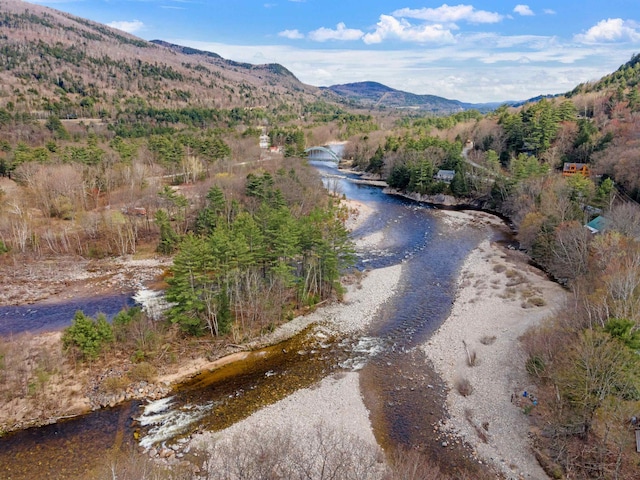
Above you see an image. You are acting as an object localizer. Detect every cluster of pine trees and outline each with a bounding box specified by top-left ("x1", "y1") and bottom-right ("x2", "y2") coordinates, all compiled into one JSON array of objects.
[{"x1": 162, "y1": 173, "x2": 354, "y2": 339}]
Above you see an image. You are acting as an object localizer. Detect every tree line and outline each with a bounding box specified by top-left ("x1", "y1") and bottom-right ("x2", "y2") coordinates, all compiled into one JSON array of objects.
[
  {"x1": 334, "y1": 56, "x2": 640, "y2": 479},
  {"x1": 161, "y1": 172, "x2": 354, "y2": 339}
]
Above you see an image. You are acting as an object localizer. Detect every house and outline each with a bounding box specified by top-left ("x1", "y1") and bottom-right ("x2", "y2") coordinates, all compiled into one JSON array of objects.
[
  {"x1": 434, "y1": 169, "x2": 455, "y2": 183},
  {"x1": 259, "y1": 134, "x2": 270, "y2": 149},
  {"x1": 585, "y1": 215, "x2": 609, "y2": 234},
  {"x1": 563, "y1": 162, "x2": 591, "y2": 177},
  {"x1": 584, "y1": 205, "x2": 602, "y2": 217},
  {"x1": 122, "y1": 206, "x2": 147, "y2": 216}
]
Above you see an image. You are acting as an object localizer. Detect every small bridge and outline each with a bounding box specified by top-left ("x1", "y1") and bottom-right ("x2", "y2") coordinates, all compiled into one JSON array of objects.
[{"x1": 305, "y1": 146, "x2": 341, "y2": 163}]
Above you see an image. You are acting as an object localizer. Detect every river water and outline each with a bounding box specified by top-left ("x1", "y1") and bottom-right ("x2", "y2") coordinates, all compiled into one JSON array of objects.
[
  {"x1": 0, "y1": 293, "x2": 135, "y2": 336},
  {"x1": 0, "y1": 158, "x2": 508, "y2": 478}
]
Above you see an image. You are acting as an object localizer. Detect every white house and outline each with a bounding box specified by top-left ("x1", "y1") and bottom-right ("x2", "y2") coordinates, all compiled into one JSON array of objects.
[{"x1": 434, "y1": 169, "x2": 455, "y2": 183}]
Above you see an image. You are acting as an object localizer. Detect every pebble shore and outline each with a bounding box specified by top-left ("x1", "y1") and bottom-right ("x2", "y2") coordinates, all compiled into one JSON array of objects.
[
  {"x1": 424, "y1": 233, "x2": 566, "y2": 479},
  {"x1": 180, "y1": 206, "x2": 566, "y2": 479}
]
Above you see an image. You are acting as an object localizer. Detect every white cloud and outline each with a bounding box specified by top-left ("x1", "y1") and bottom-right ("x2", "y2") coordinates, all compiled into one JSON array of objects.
[
  {"x1": 464, "y1": 32, "x2": 557, "y2": 50},
  {"x1": 478, "y1": 48, "x2": 585, "y2": 65},
  {"x1": 513, "y1": 5, "x2": 534, "y2": 16},
  {"x1": 107, "y1": 20, "x2": 144, "y2": 34},
  {"x1": 543, "y1": 9, "x2": 556, "y2": 15},
  {"x1": 363, "y1": 15, "x2": 455, "y2": 44},
  {"x1": 575, "y1": 18, "x2": 640, "y2": 43},
  {"x1": 279, "y1": 29, "x2": 304, "y2": 40},
  {"x1": 172, "y1": 35, "x2": 636, "y2": 103},
  {"x1": 393, "y1": 4, "x2": 503, "y2": 24},
  {"x1": 308, "y1": 22, "x2": 363, "y2": 42}
]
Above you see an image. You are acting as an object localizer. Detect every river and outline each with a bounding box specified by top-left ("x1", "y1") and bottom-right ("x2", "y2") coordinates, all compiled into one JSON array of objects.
[
  {"x1": 0, "y1": 157, "x2": 509, "y2": 478},
  {"x1": 0, "y1": 293, "x2": 135, "y2": 336}
]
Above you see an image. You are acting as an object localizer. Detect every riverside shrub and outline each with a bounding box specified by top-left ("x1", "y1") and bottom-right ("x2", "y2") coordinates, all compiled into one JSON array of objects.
[{"x1": 62, "y1": 310, "x2": 114, "y2": 360}]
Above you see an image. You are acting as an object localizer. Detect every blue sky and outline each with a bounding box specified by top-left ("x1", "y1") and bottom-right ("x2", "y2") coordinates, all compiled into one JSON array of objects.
[{"x1": 25, "y1": 1, "x2": 640, "y2": 103}]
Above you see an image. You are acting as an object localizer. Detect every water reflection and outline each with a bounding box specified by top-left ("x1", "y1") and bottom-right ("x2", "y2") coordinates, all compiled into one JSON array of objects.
[
  {"x1": 0, "y1": 402, "x2": 140, "y2": 480},
  {"x1": 0, "y1": 160, "x2": 509, "y2": 477},
  {"x1": 0, "y1": 293, "x2": 135, "y2": 336}
]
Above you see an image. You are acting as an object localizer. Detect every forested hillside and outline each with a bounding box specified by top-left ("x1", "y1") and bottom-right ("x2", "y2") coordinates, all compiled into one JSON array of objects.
[
  {"x1": 0, "y1": 0, "x2": 372, "y2": 352},
  {"x1": 346, "y1": 53, "x2": 640, "y2": 478},
  {"x1": 0, "y1": 0, "x2": 367, "y2": 450},
  {"x1": 0, "y1": 0, "x2": 380, "y2": 264},
  {"x1": 0, "y1": 0, "x2": 323, "y2": 115}
]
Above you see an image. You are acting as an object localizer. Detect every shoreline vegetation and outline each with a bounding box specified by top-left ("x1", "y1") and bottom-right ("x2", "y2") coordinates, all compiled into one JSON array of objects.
[
  {"x1": 0, "y1": 193, "x2": 566, "y2": 478},
  {"x1": 0, "y1": 7, "x2": 636, "y2": 475},
  {"x1": 0, "y1": 193, "x2": 388, "y2": 434},
  {"x1": 185, "y1": 205, "x2": 566, "y2": 478}
]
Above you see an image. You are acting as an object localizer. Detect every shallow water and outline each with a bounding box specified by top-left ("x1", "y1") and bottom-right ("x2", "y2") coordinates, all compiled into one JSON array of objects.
[
  {"x1": 0, "y1": 293, "x2": 135, "y2": 336},
  {"x1": 0, "y1": 402, "x2": 141, "y2": 479},
  {"x1": 0, "y1": 161, "x2": 510, "y2": 477}
]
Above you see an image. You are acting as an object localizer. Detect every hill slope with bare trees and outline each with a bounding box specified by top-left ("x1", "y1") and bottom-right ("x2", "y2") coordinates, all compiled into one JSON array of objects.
[{"x1": 0, "y1": 0, "x2": 330, "y2": 117}]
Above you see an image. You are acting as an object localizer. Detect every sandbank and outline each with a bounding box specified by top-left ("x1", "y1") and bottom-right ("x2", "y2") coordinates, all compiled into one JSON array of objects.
[{"x1": 184, "y1": 207, "x2": 566, "y2": 479}]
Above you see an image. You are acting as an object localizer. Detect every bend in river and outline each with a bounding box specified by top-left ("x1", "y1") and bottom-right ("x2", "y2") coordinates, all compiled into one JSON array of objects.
[{"x1": 0, "y1": 160, "x2": 511, "y2": 478}]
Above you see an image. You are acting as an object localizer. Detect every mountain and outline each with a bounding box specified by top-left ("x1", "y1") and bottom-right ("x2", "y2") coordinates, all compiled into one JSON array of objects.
[
  {"x1": 0, "y1": 0, "x2": 498, "y2": 118},
  {"x1": 0, "y1": 0, "x2": 325, "y2": 116},
  {"x1": 323, "y1": 81, "x2": 465, "y2": 113},
  {"x1": 3, "y1": 0, "x2": 636, "y2": 123},
  {"x1": 149, "y1": 40, "x2": 299, "y2": 80},
  {"x1": 323, "y1": 81, "x2": 504, "y2": 113},
  {"x1": 568, "y1": 53, "x2": 640, "y2": 98}
]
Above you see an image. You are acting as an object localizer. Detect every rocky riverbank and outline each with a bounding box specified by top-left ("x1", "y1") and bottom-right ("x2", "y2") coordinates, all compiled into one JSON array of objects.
[
  {"x1": 0, "y1": 196, "x2": 394, "y2": 435},
  {"x1": 1, "y1": 196, "x2": 566, "y2": 479},
  {"x1": 424, "y1": 218, "x2": 566, "y2": 479},
  {"x1": 182, "y1": 208, "x2": 566, "y2": 478},
  {"x1": 0, "y1": 255, "x2": 166, "y2": 306},
  {"x1": 0, "y1": 254, "x2": 168, "y2": 432}
]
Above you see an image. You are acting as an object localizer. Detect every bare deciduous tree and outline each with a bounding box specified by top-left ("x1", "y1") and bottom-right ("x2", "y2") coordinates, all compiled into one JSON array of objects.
[
  {"x1": 550, "y1": 221, "x2": 591, "y2": 282},
  {"x1": 608, "y1": 202, "x2": 640, "y2": 239},
  {"x1": 201, "y1": 423, "x2": 385, "y2": 480}
]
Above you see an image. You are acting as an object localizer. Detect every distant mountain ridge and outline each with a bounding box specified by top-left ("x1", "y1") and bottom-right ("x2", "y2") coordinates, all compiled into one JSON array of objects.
[
  {"x1": 323, "y1": 81, "x2": 505, "y2": 113},
  {"x1": 0, "y1": 0, "x2": 323, "y2": 114},
  {"x1": 2, "y1": 0, "x2": 633, "y2": 118},
  {"x1": 149, "y1": 40, "x2": 299, "y2": 79}
]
